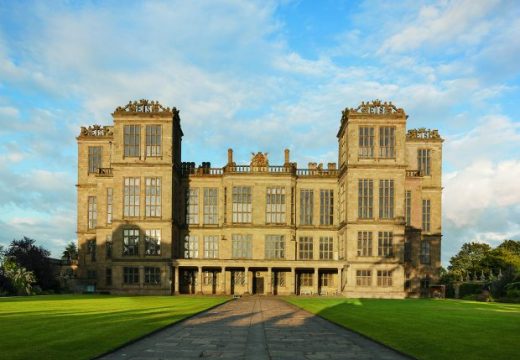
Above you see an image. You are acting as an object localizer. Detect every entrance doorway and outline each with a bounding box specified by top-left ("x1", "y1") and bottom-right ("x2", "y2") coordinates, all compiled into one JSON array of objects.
[
  {"x1": 180, "y1": 269, "x2": 197, "y2": 294},
  {"x1": 253, "y1": 274, "x2": 264, "y2": 294}
]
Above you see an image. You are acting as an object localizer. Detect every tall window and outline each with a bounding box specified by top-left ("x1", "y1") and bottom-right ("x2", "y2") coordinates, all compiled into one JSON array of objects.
[
  {"x1": 377, "y1": 270, "x2": 392, "y2": 287},
  {"x1": 418, "y1": 149, "x2": 431, "y2": 176},
  {"x1": 357, "y1": 231, "x2": 372, "y2": 257},
  {"x1": 319, "y1": 237, "x2": 333, "y2": 260},
  {"x1": 186, "y1": 188, "x2": 199, "y2": 224},
  {"x1": 266, "y1": 187, "x2": 286, "y2": 224},
  {"x1": 420, "y1": 240, "x2": 431, "y2": 264},
  {"x1": 88, "y1": 196, "x2": 97, "y2": 229},
  {"x1": 359, "y1": 126, "x2": 374, "y2": 158},
  {"x1": 105, "y1": 268, "x2": 112, "y2": 286},
  {"x1": 124, "y1": 177, "x2": 140, "y2": 217},
  {"x1": 358, "y1": 179, "x2": 373, "y2": 219},
  {"x1": 105, "y1": 235, "x2": 112, "y2": 259},
  {"x1": 144, "y1": 267, "x2": 161, "y2": 285},
  {"x1": 203, "y1": 188, "x2": 218, "y2": 224},
  {"x1": 145, "y1": 125, "x2": 161, "y2": 157},
  {"x1": 300, "y1": 189, "x2": 313, "y2": 225},
  {"x1": 265, "y1": 235, "x2": 285, "y2": 259},
  {"x1": 203, "y1": 271, "x2": 217, "y2": 286},
  {"x1": 123, "y1": 267, "x2": 139, "y2": 284},
  {"x1": 232, "y1": 187, "x2": 252, "y2": 223},
  {"x1": 203, "y1": 235, "x2": 219, "y2": 258},
  {"x1": 87, "y1": 239, "x2": 96, "y2": 262},
  {"x1": 405, "y1": 190, "x2": 411, "y2": 226},
  {"x1": 320, "y1": 189, "x2": 334, "y2": 225},
  {"x1": 232, "y1": 234, "x2": 252, "y2": 258},
  {"x1": 123, "y1": 229, "x2": 139, "y2": 256},
  {"x1": 145, "y1": 178, "x2": 161, "y2": 217},
  {"x1": 124, "y1": 125, "x2": 140, "y2": 157},
  {"x1": 184, "y1": 235, "x2": 199, "y2": 258},
  {"x1": 106, "y1": 188, "x2": 113, "y2": 224},
  {"x1": 379, "y1": 127, "x2": 395, "y2": 158},
  {"x1": 422, "y1": 199, "x2": 431, "y2": 232},
  {"x1": 339, "y1": 183, "x2": 345, "y2": 222},
  {"x1": 379, "y1": 180, "x2": 394, "y2": 219},
  {"x1": 88, "y1": 146, "x2": 102, "y2": 173},
  {"x1": 298, "y1": 237, "x2": 313, "y2": 260},
  {"x1": 356, "y1": 270, "x2": 371, "y2": 286},
  {"x1": 378, "y1": 231, "x2": 393, "y2": 257},
  {"x1": 145, "y1": 229, "x2": 161, "y2": 255}
]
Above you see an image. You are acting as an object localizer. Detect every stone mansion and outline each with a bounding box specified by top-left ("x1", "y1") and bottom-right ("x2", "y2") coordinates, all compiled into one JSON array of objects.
[{"x1": 76, "y1": 99, "x2": 442, "y2": 298}]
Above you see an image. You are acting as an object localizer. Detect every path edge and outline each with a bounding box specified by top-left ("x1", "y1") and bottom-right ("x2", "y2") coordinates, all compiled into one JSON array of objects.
[
  {"x1": 280, "y1": 297, "x2": 417, "y2": 360},
  {"x1": 91, "y1": 296, "x2": 233, "y2": 360}
]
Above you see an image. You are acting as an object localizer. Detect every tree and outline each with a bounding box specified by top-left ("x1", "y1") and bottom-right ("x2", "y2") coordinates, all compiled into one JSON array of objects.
[
  {"x1": 483, "y1": 240, "x2": 520, "y2": 275},
  {"x1": 61, "y1": 242, "x2": 78, "y2": 261},
  {"x1": 3, "y1": 259, "x2": 35, "y2": 295},
  {"x1": 448, "y1": 242, "x2": 492, "y2": 277},
  {"x1": 5, "y1": 237, "x2": 57, "y2": 291}
]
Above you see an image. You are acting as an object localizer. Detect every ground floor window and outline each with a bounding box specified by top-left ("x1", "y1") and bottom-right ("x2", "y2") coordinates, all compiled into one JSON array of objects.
[
  {"x1": 123, "y1": 267, "x2": 139, "y2": 284},
  {"x1": 144, "y1": 267, "x2": 161, "y2": 285},
  {"x1": 300, "y1": 272, "x2": 313, "y2": 287},
  {"x1": 203, "y1": 271, "x2": 218, "y2": 286},
  {"x1": 356, "y1": 270, "x2": 372, "y2": 286},
  {"x1": 271, "y1": 271, "x2": 286, "y2": 287},
  {"x1": 105, "y1": 268, "x2": 112, "y2": 286},
  {"x1": 320, "y1": 272, "x2": 334, "y2": 287},
  {"x1": 232, "y1": 271, "x2": 245, "y2": 286},
  {"x1": 377, "y1": 270, "x2": 392, "y2": 287},
  {"x1": 87, "y1": 269, "x2": 97, "y2": 280}
]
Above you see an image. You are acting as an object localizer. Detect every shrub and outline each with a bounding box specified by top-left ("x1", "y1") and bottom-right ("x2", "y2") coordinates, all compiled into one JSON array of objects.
[{"x1": 459, "y1": 283, "x2": 483, "y2": 298}]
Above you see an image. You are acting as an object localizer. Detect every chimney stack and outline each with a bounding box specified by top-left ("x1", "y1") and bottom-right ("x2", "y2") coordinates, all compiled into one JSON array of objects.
[
  {"x1": 227, "y1": 148, "x2": 233, "y2": 165},
  {"x1": 284, "y1": 149, "x2": 290, "y2": 165}
]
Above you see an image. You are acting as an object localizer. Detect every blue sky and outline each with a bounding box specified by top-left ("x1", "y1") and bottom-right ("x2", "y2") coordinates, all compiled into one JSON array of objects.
[{"x1": 1, "y1": 0, "x2": 519, "y2": 264}]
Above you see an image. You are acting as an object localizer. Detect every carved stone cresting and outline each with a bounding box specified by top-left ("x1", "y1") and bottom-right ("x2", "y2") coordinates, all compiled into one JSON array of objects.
[
  {"x1": 250, "y1": 152, "x2": 269, "y2": 167},
  {"x1": 113, "y1": 99, "x2": 174, "y2": 115},
  {"x1": 406, "y1": 128, "x2": 441, "y2": 140},
  {"x1": 342, "y1": 100, "x2": 405, "y2": 122},
  {"x1": 79, "y1": 125, "x2": 113, "y2": 137}
]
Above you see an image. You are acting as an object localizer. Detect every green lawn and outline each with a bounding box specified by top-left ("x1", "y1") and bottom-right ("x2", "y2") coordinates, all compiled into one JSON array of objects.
[
  {"x1": 0, "y1": 295, "x2": 229, "y2": 360},
  {"x1": 284, "y1": 297, "x2": 520, "y2": 360}
]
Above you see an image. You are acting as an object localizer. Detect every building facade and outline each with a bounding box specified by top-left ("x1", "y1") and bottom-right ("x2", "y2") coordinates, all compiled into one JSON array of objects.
[{"x1": 76, "y1": 99, "x2": 442, "y2": 298}]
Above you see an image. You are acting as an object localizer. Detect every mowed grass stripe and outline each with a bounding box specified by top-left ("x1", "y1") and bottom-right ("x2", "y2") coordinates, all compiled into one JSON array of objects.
[
  {"x1": 284, "y1": 298, "x2": 520, "y2": 360},
  {"x1": 0, "y1": 295, "x2": 229, "y2": 360}
]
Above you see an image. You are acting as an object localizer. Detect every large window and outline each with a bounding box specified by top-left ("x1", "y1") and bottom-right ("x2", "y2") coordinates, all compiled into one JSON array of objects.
[
  {"x1": 124, "y1": 177, "x2": 140, "y2": 217},
  {"x1": 378, "y1": 231, "x2": 393, "y2": 257},
  {"x1": 420, "y1": 240, "x2": 431, "y2": 264},
  {"x1": 105, "y1": 235, "x2": 112, "y2": 259},
  {"x1": 232, "y1": 234, "x2": 252, "y2": 258},
  {"x1": 186, "y1": 188, "x2": 199, "y2": 224},
  {"x1": 300, "y1": 189, "x2": 313, "y2": 225},
  {"x1": 379, "y1": 179, "x2": 394, "y2": 219},
  {"x1": 358, "y1": 179, "x2": 373, "y2": 219},
  {"x1": 356, "y1": 270, "x2": 372, "y2": 286},
  {"x1": 418, "y1": 149, "x2": 431, "y2": 176},
  {"x1": 145, "y1": 178, "x2": 161, "y2": 217},
  {"x1": 298, "y1": 237, "x2": 313, "y2": 260},
  {"x1": 203, "y1": 188, "x2": 218, "y2": 224},
  {"x1": 422, "y1": 199, "x2": 431, "y2": 232},
  {"x1": 123, "y1": 228, "x2": 139, "y2": 256},
  {"x1": 106, "y1": 188, "x2": 113, "y2": 224},
  {"x1": 320, "y1": 189, "x2": 334, "y2": 225},
  {"x1": 145, "y1": 229, "x2": 161, "y2": 255},
  {"x1": 88, "y1": 146, "x2": 102, "y2": 173},
  {"x1": 359, "y1": 126, "x2": 374, "y2": 158},
  {"x1": 88, "y1": 196, "x2": 97, "y2": 229},
  {"x1": 232, "y1": 187, "x2": 252, "y2": 223},
  {"x1": 405, "y1": 190, "x2": 411, "y2": 226},
  {"x1": 232, "y1": 271, "x2": 245, "y2": 286},
  {"x1": 203, "y1": 235, "x2": 219, "y2": 258},
  {"x1": 357, "y1": 231, "x2": 372, "y2": 257},
  {"x1": 184, "y1": 235, "x2": 199, "y2": 259},
  {"x1": 377, "y1": 270, "x2": 392, "y2": 287},
  {"x1": 379, "y1": 126, "x2": 395, "y2": 158},
  {"x1": 87, "y1": 239, "x2": 96, "y2": 262},
  {"x1": 145, "y1": 125, "x2": 161, "y2": 157},
  {"x1": 123, "y1": 267, "x2": 139, "y2": 284},
  {"x1": 144, "y1": 267, "x2": 161, "y2": 285},
  {"x1": 320, "y1": 272, "x2": 334, "y2": 287},
  {"x1": 300, "y1": 272, "x2": 313, "y2": 287},
  {"x1": 265, "y1": 235, "x2": 285, "y2": 259},
  {"x1": 266, "y1": 187, "x2": 286, "y2": 224},
  {"x1": 124, "y1": 125, "x2": 140, "y2": 157},
  {"x1": 319, "y1": 237, "x2": 333, "y2": 260}
]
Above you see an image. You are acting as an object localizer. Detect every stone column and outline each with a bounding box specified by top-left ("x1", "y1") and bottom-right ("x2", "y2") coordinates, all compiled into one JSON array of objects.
[
  {"x1": 290, "y1": 268, "x2": 296, "y2": 295},
  {"x1": 198, "y1": 266, "x2": 203, "y2": 294},
  {"x1": 337, "y1": 267, "x2": 343, "y2": 294},
  {"x1": 245, "y1": 267, "x2": 250, "y2": 294},
  {"x1": 221, "y1": 267, "x2": 226, "y2": 295},
  {"x1": 174, "y1": 266, "x2": 180, "y2": 295},
  {"x1": 313, "y1": 268, "x2": 319, "y2": 295},
  {"x1": 267, "y1": 267, "x2": 272, "y2": 295}
]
